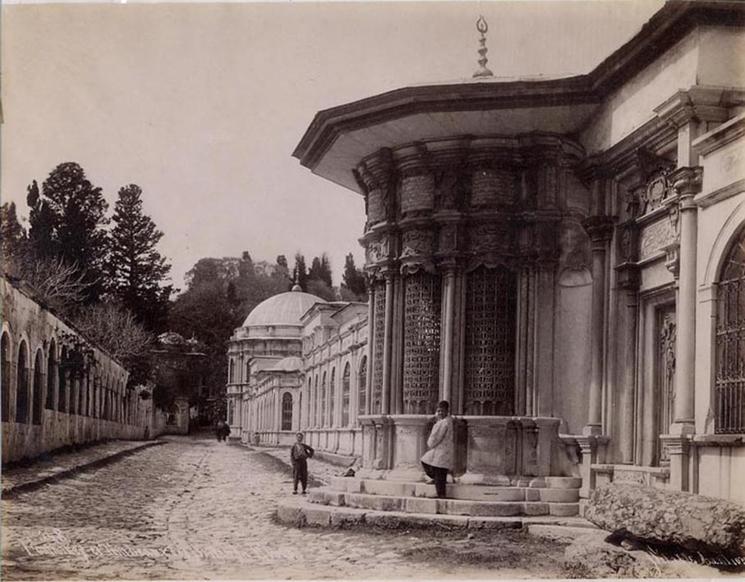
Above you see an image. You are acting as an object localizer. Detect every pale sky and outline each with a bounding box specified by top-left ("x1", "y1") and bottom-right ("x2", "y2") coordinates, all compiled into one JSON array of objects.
[{"x1": 1, "y1": 0, "x2": 666, "y2": 291}]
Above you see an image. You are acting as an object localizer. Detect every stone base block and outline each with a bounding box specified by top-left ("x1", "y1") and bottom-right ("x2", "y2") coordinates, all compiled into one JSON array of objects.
[
  {"x1": 405, "y1": 497, "x2": 438, "y2": 514},
  {"x1": 276, "y1": 501, "x2": 305, "y2": 527},
  {"x1": 346, "y1": 493, "x2": 404, "y2": 512},
  {"x1": 327, "y1": 476, "x2": 363, "y2": 492},
  {"x1": 545, "y1": 476, "x2": 583, "y2": 489},
  {"x1": 329, "y1": 508, "x2": 366, "y2": 528},
  {"x1": 363, "y1": 480, "x2": 416, "y2": 497},
  {"x1": 384, "y1": 467, "x2": 425, "y2": 482},
  {"x1": 549, "y1": 502, "x2": 580, "y2": 517},
  {"x1": 522, "y1": 502, "x2": 550, "y2": 516},
  {"x1": 440, "y1": 499, "x2": 523, "y2": 517},
  {"x1": 539, "y1": 488, "x2": 580, "y2": 503},
  {"x1": 304, "y1": 506, "x2": 332, "y2": 527},
  {"x1": 459, "y1": 472, "x2": 512, "y2": 486}
]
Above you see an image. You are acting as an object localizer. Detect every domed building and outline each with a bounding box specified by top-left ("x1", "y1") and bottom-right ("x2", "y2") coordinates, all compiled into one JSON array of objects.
[
  {"x1": 226, "y1": 286, "x2": 324, "y2": 439},
  {"x1": 227, "y1": 284, "x2": 370, "y2": 450}
]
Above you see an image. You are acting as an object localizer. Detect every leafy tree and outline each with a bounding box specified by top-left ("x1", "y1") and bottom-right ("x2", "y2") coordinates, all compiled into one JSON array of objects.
[
  {"x1": 309, "y1": 253, "x2": 333, "y2": 288},
  {"x1": 26, "y1": 180, "x2": 56, "y2": 261},
  {"x1": 74, "y1": 302, "x2": 154, "y2": 386},
  {"x1": 306, "y1": 278, "x2": 337, "y2": 302},
  {"x1": 27, "y1": 163, "x2": 109, "y2": 304},
  {"x1": 341, "y1": 253, "x2": 367, "y2": 301},
  {"x1": 293, "y1": 253, "x2": 308, "y2": 290},
  {"x1": 0, "y1": 202, "x2": 27, "y2": 272},
  {"x1": 108, "y1": 184, "x2": 172, "y2": 331},
  {"x1": 272, "y1": 254, "x2": 292, "y2": 291}
]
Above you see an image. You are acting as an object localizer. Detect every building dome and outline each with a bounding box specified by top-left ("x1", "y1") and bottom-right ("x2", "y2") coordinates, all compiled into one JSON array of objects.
[{"x1": 242, "y1": 288, "x2": 325, "y2": 328}]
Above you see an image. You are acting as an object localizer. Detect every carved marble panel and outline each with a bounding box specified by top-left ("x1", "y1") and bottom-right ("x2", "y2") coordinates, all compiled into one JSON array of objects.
[
  {"x1": 400, "y1": 174, "x2": 435, "y2": 215},
  {"x1": 471, "y1": 168, "x2": 515, "y2": 207},
  {"x1": 469, "y1": 223, "x2": 512, "y2": 255},
  {"x1": 367, "y1": 188, "x2": 385, "y2": 224},
  {"x1": 366, "y1": 236, "x2": 391, "y2": 264},
  {"x1": 438, "y1": 224, "x2": 458, "y2": 254},
  {"x1": 639, "y1": 219, "x2": 676, "y2": 260},
  {"x1": 400, "y1": 229, "x2": 434, "y2": 259}
]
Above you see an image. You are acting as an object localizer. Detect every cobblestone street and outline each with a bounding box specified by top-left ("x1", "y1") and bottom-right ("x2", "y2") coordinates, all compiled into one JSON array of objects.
[{"x1": 2, "y1": 436, "x2": 567, "y2": 580}]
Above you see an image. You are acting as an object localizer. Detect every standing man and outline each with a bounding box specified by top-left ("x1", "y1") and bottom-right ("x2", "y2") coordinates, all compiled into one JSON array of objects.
[
  {"x1": 290, "y1": 432, "x2": 314, "y2": 495},
  {"x1": 420, "y1": 400, "x2": 454, "y2": 499}
]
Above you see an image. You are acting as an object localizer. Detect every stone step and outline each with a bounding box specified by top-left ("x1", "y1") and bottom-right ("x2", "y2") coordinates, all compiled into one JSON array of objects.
[
  {"x1": 326, "y1": 476, "x2": 579, "y2": 502},
  {"x1": 278, "y1": 497, "x2": 595, "y2": 531},
  {"x1": 309, "y1": 489, "x2": 579, "y2": 517}
]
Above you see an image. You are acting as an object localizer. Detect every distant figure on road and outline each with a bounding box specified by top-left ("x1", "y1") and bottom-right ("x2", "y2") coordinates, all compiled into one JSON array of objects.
[
  {"x1": 290, "y1": 432, "x2": 314, "y2": 495},
  {"x1": 215, "y1": 420, "x2": 230, "y2": 442},
  {"x1": 420, "y1": 400, "x2": 454, "y2": 499}
]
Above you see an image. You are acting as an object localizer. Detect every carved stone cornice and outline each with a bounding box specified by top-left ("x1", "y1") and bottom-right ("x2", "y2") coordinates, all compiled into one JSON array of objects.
[{"x1": 654, "y1": 88, "x2": 729, "y2": 131}]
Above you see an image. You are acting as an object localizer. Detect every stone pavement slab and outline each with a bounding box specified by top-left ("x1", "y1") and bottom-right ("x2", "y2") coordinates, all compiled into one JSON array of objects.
[{"x1": 2, "y1": 440, "x2": 162, "y2": 497}]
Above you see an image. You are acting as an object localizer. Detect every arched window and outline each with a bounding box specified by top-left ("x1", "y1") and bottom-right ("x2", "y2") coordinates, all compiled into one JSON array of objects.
[
  {"x1": 281, "y1": 392, "x2": 293, "y2": 431},
  {"x1": 306, "y1": 376, "x2": 311, "y2": 426},
  {"x1": 32, "y1": 349, "x2": 43, "y2": 425},
  {"x1": 1, "y1": 333, "x2": 11, "y2": 422},
  {"x1": 46, "y1": 340, "x2": 56, "y2": 410},
  {"x1": 329, "y1": 368, "x2": 336, "y2": 427},
  {"x1": 58, "y1": 347, "x2": 67, "y2": 413},
  {"x1": 357, "y1": 356, "x2": 367, "y2": 419},
  {"x1": 342, "y1": 363, "x2": 351, "y2": 427},
  {"x1": 322, "y1": 371, "x2": 327, "y2": 427},
  {"x1": 716, "y1": 227, "x2": 745, "y2": 434},
  {"x1": 228, "y1": 359, "x2": 235, "y2": 384},
  {"x1": 16, "y1": 340, "x2": 29, "y2": 424}
]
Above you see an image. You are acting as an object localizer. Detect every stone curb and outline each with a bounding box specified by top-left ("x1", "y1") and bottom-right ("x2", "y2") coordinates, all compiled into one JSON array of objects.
[
  {"x1": 2, "y1": 440, "x2": 165, "y2": 498},
  {"x1": 276, "y1": 498, "x2": 599, "y2": 533}
]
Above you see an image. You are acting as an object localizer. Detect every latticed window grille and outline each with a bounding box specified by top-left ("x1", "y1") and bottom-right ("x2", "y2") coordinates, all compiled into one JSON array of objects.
[
  {"x1": 372, "y1": 281, "x2": 386, "y2": 414},
  {"x1": 463, "y1": 266, "x2": 517, "y2": 415},
  {"x1": 357, "y1": 356, "x2": 367, "y2": 419},
  {"x1": 716, "y1": 229, "x2": 745, "y2": 434},
  {"x1": 342, "y1": 363, "x2": 351, "y2": 426},
  {"x1": 402, "y1": 272, "x2": 442, "y2": 414},
  {"x1": 281, "y1": 392, "x2": 293, "y2": 431}
]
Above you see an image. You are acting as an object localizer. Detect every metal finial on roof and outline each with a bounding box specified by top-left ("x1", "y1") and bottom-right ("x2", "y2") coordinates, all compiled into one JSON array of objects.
[{"x1": 473, "y1": 15, "x2": 494, "y2": 79}]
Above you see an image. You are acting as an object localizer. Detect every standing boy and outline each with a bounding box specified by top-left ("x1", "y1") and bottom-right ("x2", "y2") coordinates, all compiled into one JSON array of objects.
[
  {"x1": 290, "y1": 432, "x2": 314, "y2": 495},
  {"x1": 420, "y1": 400, "x2": 454, "y2": 498}
]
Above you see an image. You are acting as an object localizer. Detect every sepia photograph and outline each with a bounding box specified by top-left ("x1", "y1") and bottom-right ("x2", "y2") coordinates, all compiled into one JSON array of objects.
[{"x1": 2, "y1": 0, "x2": 745, "y2": 579}]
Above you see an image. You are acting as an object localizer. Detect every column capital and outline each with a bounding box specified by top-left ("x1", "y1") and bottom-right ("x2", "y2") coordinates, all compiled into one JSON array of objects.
[
  {"x1": 581, "y1": 215, "x2": 615, "y2": 246},
  {"x1": 671, "y1": 166, "x2": 703, "y2": 202}
]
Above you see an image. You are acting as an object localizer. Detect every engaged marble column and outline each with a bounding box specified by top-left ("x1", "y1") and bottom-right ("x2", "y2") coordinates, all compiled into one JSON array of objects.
[
  {"x1": 441, "y1": 267, "x2": 457, "y2": 404},
  {"x1": 582, "y1": 216, "x2": 614, "y2": 435},
  {"x1": 670, "y1": 167, "x2": 703, "y2": 435},
  {"x1": 381, "y1": 271, "x2": 395, "y2": 414}
]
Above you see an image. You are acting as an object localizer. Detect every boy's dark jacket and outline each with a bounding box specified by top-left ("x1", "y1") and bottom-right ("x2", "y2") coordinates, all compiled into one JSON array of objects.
[{"x1": 291, "y1": 443, "x2": 314, "y2": 462}]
